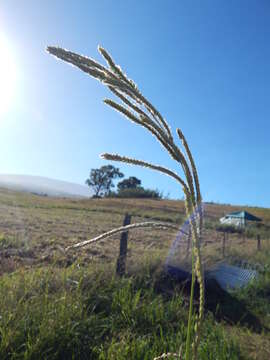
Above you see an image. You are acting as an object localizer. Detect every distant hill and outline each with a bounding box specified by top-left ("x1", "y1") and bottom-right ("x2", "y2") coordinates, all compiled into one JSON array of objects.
[{"x1": 0, "y1": 174, "x2": 92, "y2": 198}]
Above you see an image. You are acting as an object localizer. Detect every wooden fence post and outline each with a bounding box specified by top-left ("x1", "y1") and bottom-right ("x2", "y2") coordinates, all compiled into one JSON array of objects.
[
  {"x1": 257, "y1": 234, "x2": 261, "y2": 251},
  {"x1": 222, "y1": 231, "x2": 226, "y2": 258},
  {"x1": 242, "y1": 229, "x2": 246, "y2": 243},
  {"x1": 116, "y1": 213, "x2": 131, "y2": 276}
]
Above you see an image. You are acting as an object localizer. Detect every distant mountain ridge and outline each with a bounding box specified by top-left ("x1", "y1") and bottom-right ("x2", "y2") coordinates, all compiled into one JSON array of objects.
[{"x1": 0, "y1": 174, "x2": 91, "y2": 198}]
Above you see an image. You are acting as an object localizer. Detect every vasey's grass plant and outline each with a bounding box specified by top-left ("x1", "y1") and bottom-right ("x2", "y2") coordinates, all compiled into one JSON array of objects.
[{"x1": 47, "y1": 45, "x2": 205, "y2": 359}]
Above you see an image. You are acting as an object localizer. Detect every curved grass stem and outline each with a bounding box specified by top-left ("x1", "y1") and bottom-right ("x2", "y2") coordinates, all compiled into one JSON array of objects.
[{"x1": 47, "y1": 44, "x2": 205, "y2": 360}]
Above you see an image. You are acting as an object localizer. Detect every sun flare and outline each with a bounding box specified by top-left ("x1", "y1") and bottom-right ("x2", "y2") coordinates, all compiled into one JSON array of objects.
[{"x1": 0, "y1": 34, "x2": 17, "y2": 116}]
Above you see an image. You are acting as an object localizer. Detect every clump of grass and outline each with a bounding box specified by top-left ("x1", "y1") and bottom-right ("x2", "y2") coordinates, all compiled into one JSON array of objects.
[
  {"x1": 234, "y1": 263, "x2": 270, "y2": 324},
  {"x1": 0, "y1": 261, "x2": 241, "y2": 359},
  {"x1": 0, "y1": 234, "x2": 26, "y2": 250},
  {"x1": 48, "y1": 44, "x2": 205, "y2": 359}
]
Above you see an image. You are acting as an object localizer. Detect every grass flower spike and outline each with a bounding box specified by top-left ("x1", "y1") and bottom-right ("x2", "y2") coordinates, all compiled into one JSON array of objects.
[{"x1": 48, "y1": 45, "x2": 204, "y2": 360}]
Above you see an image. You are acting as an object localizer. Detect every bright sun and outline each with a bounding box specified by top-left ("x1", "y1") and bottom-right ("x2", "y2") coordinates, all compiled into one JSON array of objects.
[{"x1": 0, "y1": 34, "x2": 17, "y2": 116}]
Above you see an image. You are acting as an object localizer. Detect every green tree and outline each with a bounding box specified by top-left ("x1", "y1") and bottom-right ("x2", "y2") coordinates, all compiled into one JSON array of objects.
[
  {"x1": 85, "y1": 165, "x2": 124, "y2": 197},
  {"x1": 117, "y1": 176, "x2": 141, "y2": 191}
]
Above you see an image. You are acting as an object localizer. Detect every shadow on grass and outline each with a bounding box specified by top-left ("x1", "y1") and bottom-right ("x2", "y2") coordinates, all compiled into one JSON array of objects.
[
  {"x1": 204, "y1": 278, "x2": 268, "y2": 333},
  {"x1": 153, "y1": 270, "x2": 268, "y2": 334}
]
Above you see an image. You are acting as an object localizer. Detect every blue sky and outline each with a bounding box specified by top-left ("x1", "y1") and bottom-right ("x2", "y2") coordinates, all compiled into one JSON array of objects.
[{"x1": 0, "y1": 1, "x2": 270, "y2": 207}]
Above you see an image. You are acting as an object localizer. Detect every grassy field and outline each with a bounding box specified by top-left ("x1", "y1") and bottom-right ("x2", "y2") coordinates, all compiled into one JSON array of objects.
[{"x1": 0, "y1": 187, "x2": 269, "y2": 359}]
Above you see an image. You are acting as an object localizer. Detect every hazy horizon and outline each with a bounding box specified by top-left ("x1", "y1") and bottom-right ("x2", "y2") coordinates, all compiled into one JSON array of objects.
[{"x1": 0, "y1": 173, "x2": 92, "y2": 198}]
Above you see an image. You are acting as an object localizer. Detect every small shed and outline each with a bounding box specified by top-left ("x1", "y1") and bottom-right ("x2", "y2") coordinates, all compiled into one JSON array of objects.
[{"x1": 219, "y1": 211, "x2": 262, "y2": 228}]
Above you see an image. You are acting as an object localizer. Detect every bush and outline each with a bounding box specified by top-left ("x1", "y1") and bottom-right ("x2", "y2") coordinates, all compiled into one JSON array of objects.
[{"x1": 108, "y1": 187, "x2": 163, "y2": 199}]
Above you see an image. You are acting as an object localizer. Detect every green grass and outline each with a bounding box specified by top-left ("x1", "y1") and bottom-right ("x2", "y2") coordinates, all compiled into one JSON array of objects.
[
  {"x1": 0, "y1": 261, "x2": 242, "y2": 360},
  {"x1": 0, "y1": 188, "x2": 269, "y2": 359}
]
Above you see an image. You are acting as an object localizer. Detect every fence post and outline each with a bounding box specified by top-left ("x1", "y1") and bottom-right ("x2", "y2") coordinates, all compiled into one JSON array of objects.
[
  {"x1": 222, "y1": 231, "x2": 226, "y2": 258},
  {"x1": 116, "y1": 213, "x2": 131, "y2": 276},
  {"x1": 257, "y1": 234, "x2": 261, "y2": 251}
]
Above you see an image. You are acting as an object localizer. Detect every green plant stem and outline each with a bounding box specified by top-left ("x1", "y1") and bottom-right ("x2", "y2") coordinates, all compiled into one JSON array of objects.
[{"x1": 185, "y1": 248, "x2": 196, "y2": 360}]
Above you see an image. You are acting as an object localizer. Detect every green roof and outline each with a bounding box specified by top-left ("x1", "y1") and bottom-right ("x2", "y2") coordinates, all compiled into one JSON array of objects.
[{"x1": 226, "y1": 211, "x2": 262, "y2": 222}]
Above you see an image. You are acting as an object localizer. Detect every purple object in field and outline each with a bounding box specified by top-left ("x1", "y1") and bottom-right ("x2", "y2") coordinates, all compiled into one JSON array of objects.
[
  {"x1": 165, "y1": 203, "x2": 258, "y2": 291},
  {"x1": 165, "y1": 203, "x2": 203, "y2": 267}
]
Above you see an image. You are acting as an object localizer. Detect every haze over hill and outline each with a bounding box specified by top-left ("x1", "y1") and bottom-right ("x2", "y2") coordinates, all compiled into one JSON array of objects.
[{"x1": 0, "y1": 174, "x2": 91, "y2": 198}]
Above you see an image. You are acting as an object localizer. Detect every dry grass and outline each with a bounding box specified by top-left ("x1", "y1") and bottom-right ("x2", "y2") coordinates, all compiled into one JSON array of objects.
[
  {"x1": 0, "y1": 187, "x2": 269, "y2": 275},
  {"x1": 0, "y1": 188, "x2": 182, "y2": 274}
]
